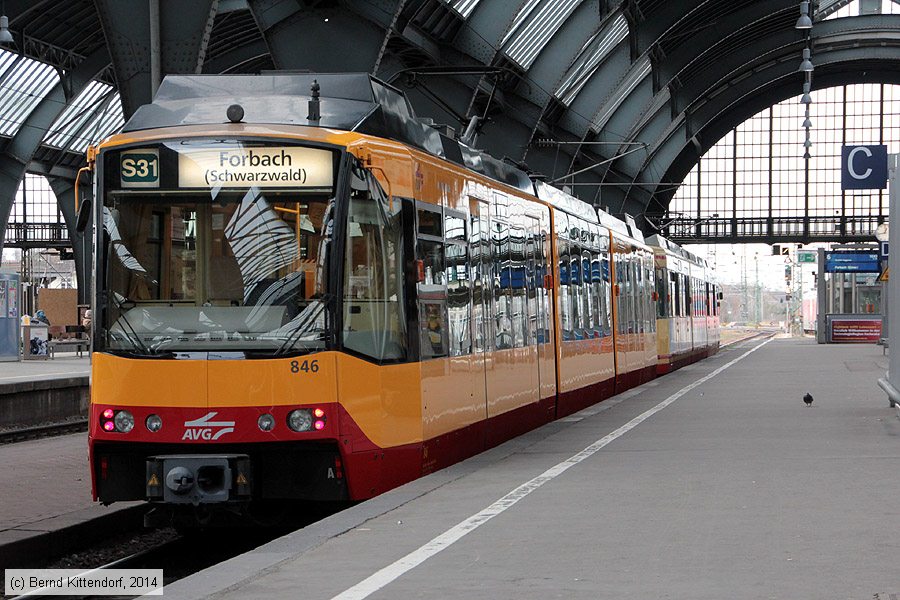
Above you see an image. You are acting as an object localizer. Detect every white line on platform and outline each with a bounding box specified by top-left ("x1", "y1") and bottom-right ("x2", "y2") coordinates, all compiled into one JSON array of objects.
[
  {"x1": 331, "y1": 336, "x2": 775, "y2": 600},
  {"x1": 0, "y1": 371, "x2": 88, "y2": 381}
]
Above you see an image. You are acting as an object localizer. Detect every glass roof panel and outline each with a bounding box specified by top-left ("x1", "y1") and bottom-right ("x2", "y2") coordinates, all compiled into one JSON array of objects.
[
  {"x1": 556, "y1": 14, "x2": 628, "y2": 106},
  {"x1": 502, "y1": 0, "x2": 582, "y2": 70},
  {"x1": 820, "y1": 0, "x2": 900, "y2": 19},
  {"x1": 0, "y1": 50, "x2": 59, "y2": 137},
  {"x1": 67, "y1": 92, "x2": 124, "y2": 154},
  {"x1": 43, "y1": 80, "x2": 124, "y2": 152},
  {"x1": 447, "y1": 0, "x2": 482, "y2": 18}
]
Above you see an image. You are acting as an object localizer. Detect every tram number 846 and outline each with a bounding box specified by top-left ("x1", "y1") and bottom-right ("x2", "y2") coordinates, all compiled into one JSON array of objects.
[{"x1": 290, "y1": 359, "x2": 319, "y2": 374}]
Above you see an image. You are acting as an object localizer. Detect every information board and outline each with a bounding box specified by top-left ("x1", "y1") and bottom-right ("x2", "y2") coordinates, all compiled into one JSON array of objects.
[
  {"x1": 829, "y1": 317, "x2": 882, "y2": 343},
  {"x1": 824, "y1": 251, "x2": 880, "y2": 273}
]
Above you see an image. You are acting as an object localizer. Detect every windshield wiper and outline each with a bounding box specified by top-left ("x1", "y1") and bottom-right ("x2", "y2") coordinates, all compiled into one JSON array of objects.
[
  {"x1": 107, "y1": 292, "x2": 152, "y2": 355},
  {"x1": 272, "y1": 298, "x2": 330, "y2": 356}
]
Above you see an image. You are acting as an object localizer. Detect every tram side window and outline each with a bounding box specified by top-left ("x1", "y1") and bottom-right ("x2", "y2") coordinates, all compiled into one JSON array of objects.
[
  {"x1": 651, "y1": 264, "x2": 658, "y2": 332},
  {"x1": 524, "y1": 222, "x2": 540, "y2": 346},
  {"x1": 590, "y1": 246, "x2": 604, "y2": 337},
  {"x1": 470, "y1": 203, "x2": 490, "y2": 353},
  {"x1": 581, "y1": 243, "x2": 595, "y2": 337},
  {"x1": 446, "y1": 220, "x2": 471, "y2": 357},
  {"x1": 418, "y1": 238, "x2": 447, "y2": 359},
  {"x1": 532, "y1": 226, "x2": 549, "y2": 345},
  {"x1": 656, "y1": 267, "x2": 667, "y2": 319},
  {"x1": 635, "y1": 258, "x2": 645, "y2": 334},
  {"x1": 494, "y1": 220, "x2": 513, "y2": 349},
  {"x1": 343, "y1": 165, "x2": 407, "y2": 361},
  {"x1": 626, "y1": 254, "x2": 636, "y2": 333},
  {"x1": 670, "y1": 272, "x2": 679, "y2": 317},
  {"x1": 570, "y1": 236, "x2": 584, "y2": 338},
  {"x1": 556, "y1": 214, "x2": 573, "y2": 340},
  {"x1": 600, "y1": 252, "x2": 612, "y2": 336},
  {"x1": 645, "y1": 261, "x2": 652, "y2": 332},
  {"x1": 696, "y1": 278, "x2": 701, "y2": 317},
  {"x1": 509, "y1": 225, "x2": 527, "y2": 348},
  {"x1": 616, "y1": 256, "x2": 627, "y2": 334}
]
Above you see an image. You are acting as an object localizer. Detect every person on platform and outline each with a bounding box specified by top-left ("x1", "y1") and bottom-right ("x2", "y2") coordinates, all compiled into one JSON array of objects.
[{"x1": 82, "y1": 309, "x2": 92, "y2": 334}]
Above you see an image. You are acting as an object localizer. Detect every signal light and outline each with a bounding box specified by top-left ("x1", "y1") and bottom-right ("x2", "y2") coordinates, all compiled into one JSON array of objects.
[
  {"x1": 313, "y1": 408, "x2": 325, "y2": 418},
  {"x1": 100, "y1": 408, "x2": 133, "y2": 433},
  {"x1": 314, "y1": 420, "x2": 326, "y2": 430}
]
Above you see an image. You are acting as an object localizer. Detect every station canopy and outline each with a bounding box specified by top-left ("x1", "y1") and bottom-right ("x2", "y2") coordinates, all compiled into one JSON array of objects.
[{"x1": 0, "y1": 0, "x2": 898, "y2": 223}]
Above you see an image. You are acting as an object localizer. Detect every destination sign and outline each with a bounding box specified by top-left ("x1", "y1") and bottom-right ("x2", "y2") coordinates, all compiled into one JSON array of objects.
[
  {"x1": 178, "y1": 146, "x2": 333, "y2": 189},
  {"x1": 824, "y1": 251, "x2": 880, "y2": 273}
]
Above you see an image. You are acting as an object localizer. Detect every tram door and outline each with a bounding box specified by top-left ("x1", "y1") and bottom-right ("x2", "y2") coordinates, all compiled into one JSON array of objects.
[{"x1": 469, "y1": 198, "x2": 491, "y2": 421}]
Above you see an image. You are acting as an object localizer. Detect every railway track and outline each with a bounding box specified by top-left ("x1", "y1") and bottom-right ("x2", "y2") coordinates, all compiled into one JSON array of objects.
[
  {"x1": 0, "y1": 420, "x2": 88, "y2": 444},
  {"x1": 4, "y1": 503, "x2": 347, "y2": 599},
  {"x1": 6, "y1": 529, "x2": 286, "y2": 600}
]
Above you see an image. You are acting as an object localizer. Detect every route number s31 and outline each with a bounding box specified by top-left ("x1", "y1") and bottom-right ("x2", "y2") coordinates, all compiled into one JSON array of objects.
[{"x1": 121, "y1": 148, "x2": 160, "y2": 188}]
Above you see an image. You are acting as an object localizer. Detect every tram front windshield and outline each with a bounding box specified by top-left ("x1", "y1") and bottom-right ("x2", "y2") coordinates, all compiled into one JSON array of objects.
[{"x1": 98, "y1": 141, "x2": 339, "y2": 355}]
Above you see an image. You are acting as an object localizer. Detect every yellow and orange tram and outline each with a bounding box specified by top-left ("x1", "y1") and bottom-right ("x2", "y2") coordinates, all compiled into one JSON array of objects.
[
  {"x1": 647, "y1": 235, "x2": 720, "y2": 373},
  {"x1": 85, "y1": 74, "x2": 719, "y2": 520}
]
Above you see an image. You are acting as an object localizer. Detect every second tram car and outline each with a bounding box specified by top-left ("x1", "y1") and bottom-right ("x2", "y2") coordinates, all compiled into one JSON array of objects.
[
  {"x1": 84, "y1": 74, "x2": 720, "y2": 522},
  {"x1": 648, "y1": 235, "x2": 720, "y2": 374}
]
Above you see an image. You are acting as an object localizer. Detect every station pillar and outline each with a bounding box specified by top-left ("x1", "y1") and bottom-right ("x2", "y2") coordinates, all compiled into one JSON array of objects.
[{"x1": 878, "y1": 158, "x2": 900, "y2": 411}]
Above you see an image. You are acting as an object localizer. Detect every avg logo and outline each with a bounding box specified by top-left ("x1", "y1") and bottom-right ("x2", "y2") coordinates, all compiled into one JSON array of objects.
[{"x1": 182, "y1": 412, "x2": 235, "y2": 441}]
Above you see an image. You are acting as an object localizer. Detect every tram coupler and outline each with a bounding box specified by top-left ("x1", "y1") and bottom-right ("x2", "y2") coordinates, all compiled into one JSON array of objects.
[{"x1": 146, "y1": 454, "x2": 252, "y2": 505}]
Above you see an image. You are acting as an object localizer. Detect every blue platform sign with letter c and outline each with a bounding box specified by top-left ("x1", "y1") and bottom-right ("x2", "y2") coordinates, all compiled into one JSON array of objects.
[{"x1": 841, "y1": 145, "x2": 887, "y2": 190}]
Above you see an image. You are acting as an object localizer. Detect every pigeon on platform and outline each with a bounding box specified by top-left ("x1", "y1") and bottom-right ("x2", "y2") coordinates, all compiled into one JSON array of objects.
[{"x1": 803, "y1": 392, "x2": 814, "y2": 407}]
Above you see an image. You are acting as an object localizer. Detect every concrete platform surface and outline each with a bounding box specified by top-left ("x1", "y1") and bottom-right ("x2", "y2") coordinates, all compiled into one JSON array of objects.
[
  {"x1": 0, "y1": 355, "x2": 89, "y2": 385},
  {"x1": 168, "y1": 337, "x2": 900, "y2": 600},
  {"x1": 0, "y1": 432, "x2": 142, "y2": 569}
]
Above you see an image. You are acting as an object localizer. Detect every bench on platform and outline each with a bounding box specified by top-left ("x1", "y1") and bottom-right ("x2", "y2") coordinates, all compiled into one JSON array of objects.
[{"x1": 47, "y1": 326, "x2": 90, "y2": 358}]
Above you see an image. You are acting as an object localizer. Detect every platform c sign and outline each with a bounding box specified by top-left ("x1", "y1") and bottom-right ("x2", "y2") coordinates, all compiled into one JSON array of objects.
[
  {"x1": 841, "y1": 144, "x2": 887, "y2": 190},
  {"x1": 847, "y1": 146, "x2": 873, "y2": 180}
]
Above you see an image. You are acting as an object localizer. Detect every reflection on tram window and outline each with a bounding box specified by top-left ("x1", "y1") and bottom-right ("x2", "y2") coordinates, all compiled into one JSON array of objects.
[
  {"x1": 509, "y1": 226, "x2": 527, "y2": 348},
  {"x1": 420, "y1": 241, "x2": 445, "y2": 285},
  {"x1": 494, "y1": 221, "x2": 512, "y2": 349},
  {"x1": 418, "y1": 208, "x2": 442, "y2": 238},
  {"x1": 470, "y1": 204, "x2": 491, "y2": 354},
  {"x1": 445, "y1": 214, "x2": 466, "y2": 242},
  {"x1": 446, "y1": 240, "x2": 471, "y2": 356},
  {"x1": 418, "y1": 238, "x2": 448, "y2": 359}
]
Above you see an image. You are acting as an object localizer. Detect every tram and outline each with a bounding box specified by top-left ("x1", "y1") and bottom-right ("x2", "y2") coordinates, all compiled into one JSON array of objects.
[
  {"x1": 647, "y1": 235, "x2": 721, "y2": 374},
  {"x1": 83, "y1": 74, "x2": 719, "y2": 522}
]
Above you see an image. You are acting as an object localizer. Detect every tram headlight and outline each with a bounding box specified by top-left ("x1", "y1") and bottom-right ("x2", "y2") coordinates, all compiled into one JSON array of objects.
[
  {"x1": 113, "y1": 410, "x2": 134, "y2": 433},
  {"x1": 287, "y1": 409, "x2": 313, "y2": 432},
  {"x1": 145, "y1": 414, "x2": 163, "y2": 433},
  {"x1": 257, "y1": 413, "x2": 275, "y2": 432}
]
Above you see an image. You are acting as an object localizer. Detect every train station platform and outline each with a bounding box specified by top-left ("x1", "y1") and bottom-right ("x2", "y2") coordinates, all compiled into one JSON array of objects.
[
  {"x1": 0, "y1": 355, "x2": 90, "y2": 430},
  {"x1": 169, "y1": 336, "x2": 900, "y2": 600},
  {"x1": 0, "y1": 432, "x2": 143, "y2": 569}
]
